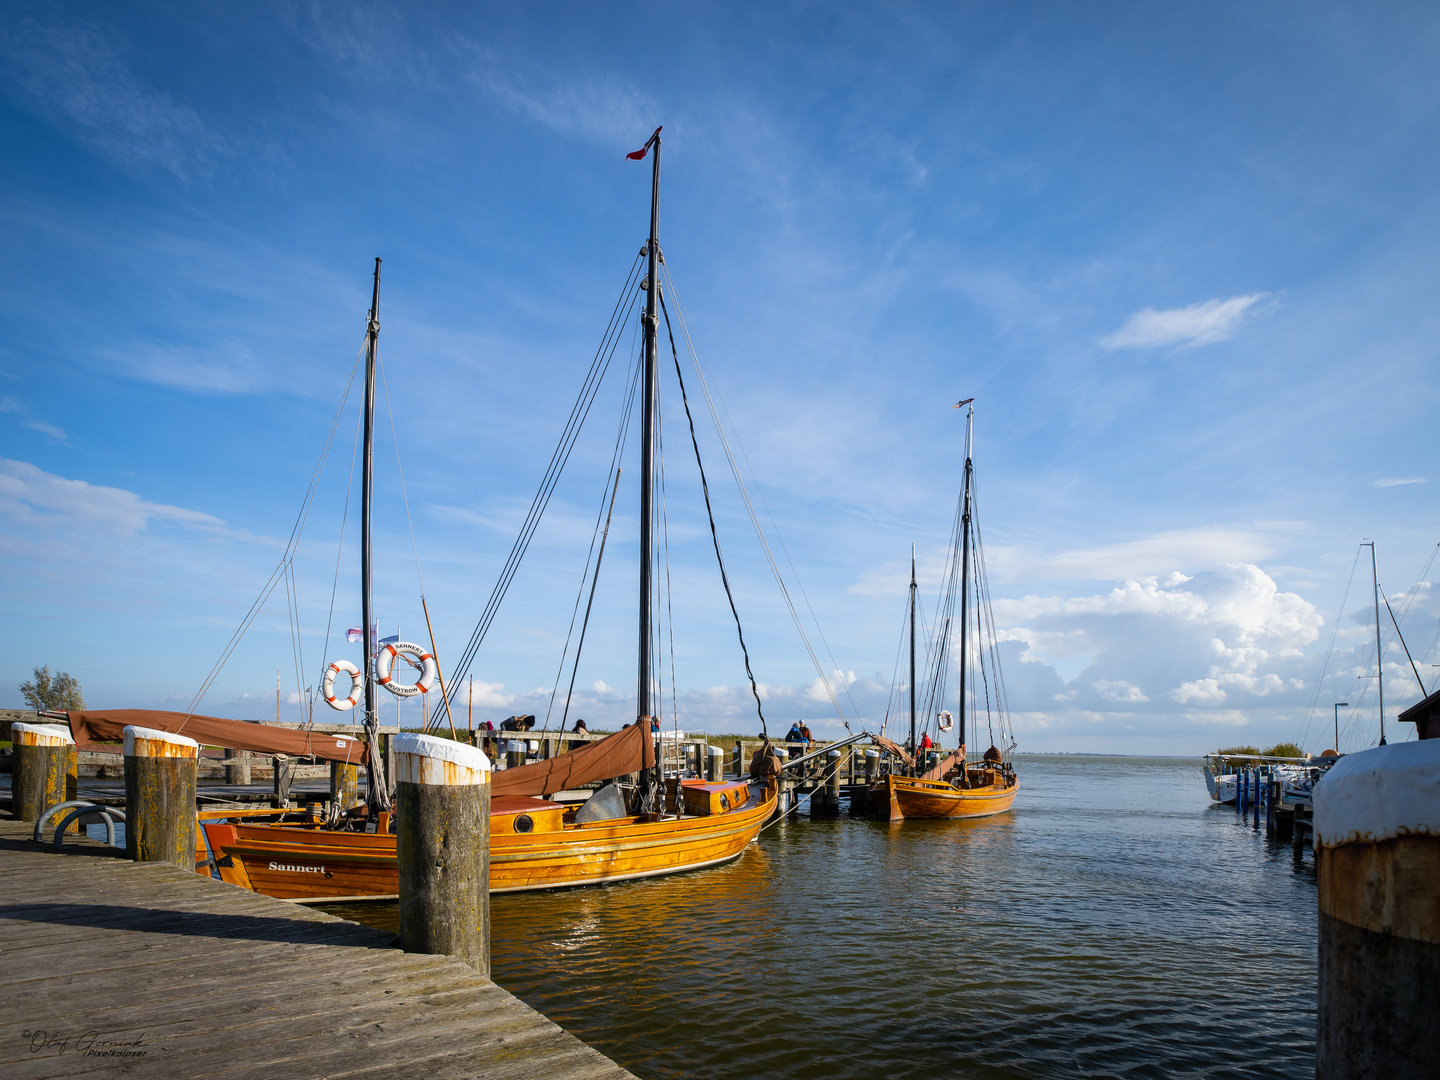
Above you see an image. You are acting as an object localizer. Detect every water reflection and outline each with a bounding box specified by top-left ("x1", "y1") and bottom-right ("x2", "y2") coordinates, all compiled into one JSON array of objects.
[{"x1": 322, "y1": 756, "x2": 1315, "y2": 1079}]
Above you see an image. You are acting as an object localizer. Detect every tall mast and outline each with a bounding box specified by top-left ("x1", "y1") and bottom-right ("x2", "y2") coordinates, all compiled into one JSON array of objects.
[
  {"x1": 638, "y1": 131, "x2": 661, "y2": 778},
  {"x1": 909, "y1": 545, "x2": 917, "y2": 773},
  {"x1": 957, "y1": 404, "x2": 973, "y2": 757},
  {"x1": 1369, "y1": 541, "x2": 1385, "y2": 746},
  {"x1": 362, "y1": 258, "x2": 389, "y2": 811}
]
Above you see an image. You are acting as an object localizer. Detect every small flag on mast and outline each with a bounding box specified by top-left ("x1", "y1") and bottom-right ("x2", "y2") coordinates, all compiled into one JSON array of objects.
[
  {"x1": 627, "y1": 126, "x2": 662, "y2": 160},
  {"x1": 346, "y1": 626, "x2": 363, "y2": 643},
  {"x1": 953, "y1": 397, "x2": 974, "y2": 408}
]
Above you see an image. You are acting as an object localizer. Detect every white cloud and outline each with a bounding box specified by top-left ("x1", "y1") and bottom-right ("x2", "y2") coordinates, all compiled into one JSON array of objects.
[
  {"x1": 472, "y1": 61, "x2": 657, "y2": 150},
  {"x1": 465, "y1": 680, "x2": 513, "y2": 708},
  {"x1": 0, "y1": 457, "x2": 223, "y2": 536},
  {"x1": 1093, "y1": 679, "x2": 1148, "y2": 703},
  {"x1": 1171, "y1": 677, "x2": 1226, "y2": 704},
  {"x1": 591, "y1": 680, "x2": 610, "y2": 693},
  {"x1": 1373, "y1": 476, "x2": 1427, "y2": 488},
  {"x1": 2, "y1": 20, "x2": 230, "y2": 178},
  {"x1": 996, "y1": 527, "x2": 1278, "y2": 581},
  {"x1": 1101, "y1": 293, "x2": 1269, "y2": 349},
  {"x1": 0, "y1": 397, "x2": 66, "y2": 441}
]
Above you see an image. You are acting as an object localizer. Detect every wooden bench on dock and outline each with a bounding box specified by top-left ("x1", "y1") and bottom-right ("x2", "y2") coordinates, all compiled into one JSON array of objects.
[{"x1": 0, "y1": 816, "x2": 636, "y2": 1080}]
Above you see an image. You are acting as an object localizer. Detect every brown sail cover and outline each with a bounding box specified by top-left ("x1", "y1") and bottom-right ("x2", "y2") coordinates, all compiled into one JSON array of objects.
[
  {"x1": 920, "y1": 750, "x2": 965, "y2": 782},
  {"x1": 66, "y1": 709, "x2": 368, "y2": 766},
  {"x1": 872, "y1": 734, "x2": 915, "y2": 769},
  {"x1": 491, "y1": 722, "x2": 655, "y2": 798}
]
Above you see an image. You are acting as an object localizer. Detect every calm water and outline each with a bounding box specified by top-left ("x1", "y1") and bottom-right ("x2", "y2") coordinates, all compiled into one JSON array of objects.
[{"x1": 321, "y1": 755, "x2": 1316, "y2": 1079}]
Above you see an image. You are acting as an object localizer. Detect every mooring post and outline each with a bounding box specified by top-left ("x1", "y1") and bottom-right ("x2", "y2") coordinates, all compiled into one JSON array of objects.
[
  {"x1": 224, "y1": 747, "x2": 251, "y2": 786},
  {"x1": 1315, "y1": 740, "x2": 1439, "y2": 1079},
  {"x1": 864, "y1": 748, "x2": 879, "y2": 785},
  {"x1": 1253, "y1": 769, "x2": 1262, "y2": 828},
  {"x1": 733, "y1": 740, "x2": 744, "y2": 779},
  {"x1": 812, "y1": 750, "x2": 842, "y2": 817},
  {"x1": 11, "y1": 722, "x2": 77, "y2": 827},
  {"x1": 707, "y1": 744, "x2": 724, "y2": 782},
  {"x1": 123, "y1": 725, "x2": 198, "y2": 867},
  {"x1": 330, "y1": 760, "x2": 359, "y2": 811},
  {"x1": 272, "y1": 754, "x2": 294, "y2": 808},
  {"x1": 774, "y1": 746, "x2": 790, "y2": 816},
  {"x1": 505, "y1": 740, "x2": 526, "y2": 771},
  {"x1": 394, "y1": 732, "x2": 491, "y2": 975}
]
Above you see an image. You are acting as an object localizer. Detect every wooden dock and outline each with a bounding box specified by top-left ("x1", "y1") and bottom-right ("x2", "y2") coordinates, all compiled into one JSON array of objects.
[{"x1": 0, "y1": 817, "x2": 636, "y2": 1080}]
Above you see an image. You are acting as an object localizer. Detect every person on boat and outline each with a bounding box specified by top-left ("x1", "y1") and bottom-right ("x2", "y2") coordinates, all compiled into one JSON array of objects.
[
  {"x1": 784, "y1": 722, "x2": 803, "y2": 745},
  {"x1": 799, "y1": 722, "x2": 814, "y2": 746},
  {"x1": 920, "y1": 731, "x2": 934, "y2": 751},
  {"x1": 572, "y1": 718, "x2": 588, "y2": 734}
]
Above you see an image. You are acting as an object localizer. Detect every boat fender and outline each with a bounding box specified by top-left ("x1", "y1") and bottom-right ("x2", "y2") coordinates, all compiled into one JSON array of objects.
[
  {"x1": 323, "y1": 660, "x2": 362, "y2": 711},
  {"x1": 937, "y1": 710, "x2": 953, "y2": 732},
  {"x1": 375, "y1": 641, "x2": 438, "y2": 698}
]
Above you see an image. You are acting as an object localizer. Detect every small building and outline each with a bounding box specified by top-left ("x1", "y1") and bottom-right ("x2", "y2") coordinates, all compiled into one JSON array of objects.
[{"x1": 1396, "y1": 688, "x2": 1440, "y2": 740}]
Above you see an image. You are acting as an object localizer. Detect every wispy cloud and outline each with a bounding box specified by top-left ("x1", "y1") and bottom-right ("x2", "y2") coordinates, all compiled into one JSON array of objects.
[
  {"x1": 1101, "y1": 293, "x2": 1270, "y2": 350},
  {"x1": 996, "y1": 527, "x2": 1279, "y2": 581},
  {"x1": 0, "y1": 397, "x2": 67, "y2": 441},
  {"x1": 0, "y1": 458, "x2": 223, "y2": 536},
  {"x1": 1374, "y1": 476, "x2": 1427, "y2": 488},
  {"x1": 1, "y1": 19, "x2": 230, "y2": 179},
  {"x1": 469, "y1": 56, "x2": 657, "y2": 150}
]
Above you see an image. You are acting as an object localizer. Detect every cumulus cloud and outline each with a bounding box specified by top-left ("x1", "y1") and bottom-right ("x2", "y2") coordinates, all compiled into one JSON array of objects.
[
  {"x1": 1101, "y1": 294, "x2": 1269, "y2": 350},
  {"x1": 1093, "y1": 679, "x2": 1148, "y2": 703}
]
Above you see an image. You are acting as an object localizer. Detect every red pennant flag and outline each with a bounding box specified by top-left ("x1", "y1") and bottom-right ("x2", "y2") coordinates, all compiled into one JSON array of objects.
[
  {"x1": 627, "y1": 126, "x2": 662, "y2": 160},
  {"x1": 953, "y1": 397, "x2": 974, "y2": 408}
]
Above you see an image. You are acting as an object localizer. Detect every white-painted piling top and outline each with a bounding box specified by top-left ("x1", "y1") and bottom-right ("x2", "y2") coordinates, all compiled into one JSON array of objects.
[
  {"x1": 11, "y1": 722, "x2": 74, "y2": 747},
  {"x1": 123, "y1": 725, "x2": 200, "y2": 758},
  {"x1": 1313, "y1": 739, "x2": 1440, "y2": 848},
  {"x1": 393, "y1": 732, "x2": 491, "y2": 786}
]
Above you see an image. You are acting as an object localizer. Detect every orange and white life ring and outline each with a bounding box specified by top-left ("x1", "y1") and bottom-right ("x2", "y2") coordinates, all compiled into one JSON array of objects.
[
  {"x1": 323, "y1": 659, "x2": 362, "y2": 711},
  {"x1": 937, "y1": 710, "x2": 954, "y2": 732},
  {"x1": 376, "y1": 641, "x2": 438, "y2": 698}
]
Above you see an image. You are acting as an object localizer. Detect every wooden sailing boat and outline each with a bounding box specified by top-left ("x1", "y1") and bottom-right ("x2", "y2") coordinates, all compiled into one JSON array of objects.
[
  {"x1": 68, "y1": 127, "x2": 776, "y2": 901},
  {"x1": 869, "y1": 400, "x2": 1019, "y2": 821}
]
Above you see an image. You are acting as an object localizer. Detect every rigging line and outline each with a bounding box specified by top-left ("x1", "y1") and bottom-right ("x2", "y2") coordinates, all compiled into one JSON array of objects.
[
  {"x1": 542, "y1": 334, "x2": 643, "y2": 733},
  {"x1": 1381, "y1": 583, "x2": 1430, "y2": 697},
  {"x1": 442, "y1": 260, "x2": 645, "y2": 718},
  {"x1": 659, "y1": 290, "x2": 767, "y2": 734},
  {"x1": 880, "y1": 590, "x2": 910, "y2": 738},
  {"x1": 377, "y1": 347, "x2": 427, "y2": 596},
  {"x1": 1299, "y1": 544, "x2": 1364, "y2": 751},
  {"x1": 561, "y1": 468, "x2": 624, "y2": 732},
  {"x1": 185, "y1": 340, "x2": 366, "y2": 720},
  {"x1": 658, "y1": 381, "x2": 680, "y2": 732},
  {"x1": 1394, "y1": 541, "x2": 1439, "y2": 625},
  {"x1": 659, "y1": 271, "x2": 849, "y2": 728},
  {"x1": 320, "y1": 391, "x2": 365, "y2": 693},
  {"x1": 542, "y1": 330, "x2": 646, "y2": 732},
  {"x1": 284, "y1": 558, "x2": 306, "y2": 726},
  {"x1": 660, "y1": 265, "x2": 863, "y2": 724}
]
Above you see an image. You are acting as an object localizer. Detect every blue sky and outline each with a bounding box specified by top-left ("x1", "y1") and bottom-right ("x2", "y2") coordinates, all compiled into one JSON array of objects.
[{"x1": 2, "y1": 2, "x2": 1437, "y2": 754}]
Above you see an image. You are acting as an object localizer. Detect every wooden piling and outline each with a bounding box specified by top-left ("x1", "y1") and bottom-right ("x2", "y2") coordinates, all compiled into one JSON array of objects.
[
  {"x1": 394, "y1": 733, "x2": 492, "y2": 976},
  {"x1": 330, "y1": 759, "x2": 359, "y2": 810},
  {"x1": 1315, "y1": 740, "x2": 1440, "y2": 1079},
  {"x1": 123, "y1": 725, "x2": 198, "y2": 867},
  {"x1": 272, "y1": 753, "x2": 294, "y2": 808},
  {"x1": 864, "y1": 748, "x2": 879, "y2": 785},
  {"x1": 707, "y1": 744, "x2": 724, "y2": 782},
  {"x1": 224, "y1": 746, "x2": 251, "y2": 785},
  {"x1": 505, "y1": 739, "x2": 526, "y2": 771},
  {"x1": 733, "y1": 740, "x2": 744, "y2": 779},
  {"x1": 10, "y1": 722, "x2": 77, "y2": 827}
]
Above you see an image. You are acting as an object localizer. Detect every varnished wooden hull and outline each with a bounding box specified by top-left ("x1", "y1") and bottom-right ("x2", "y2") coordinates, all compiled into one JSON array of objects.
[
  {"x1": 205, "y1": 782, "x2": 777, "y2": 901},
  {"x1": 870, "y1": 772, "x2": 1019, "y2": 821}
]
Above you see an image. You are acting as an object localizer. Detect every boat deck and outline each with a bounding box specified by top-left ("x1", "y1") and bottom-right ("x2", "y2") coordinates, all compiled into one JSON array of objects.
[{"x1": 0, "y1": 816, "x2": 635, "y2": 1080}]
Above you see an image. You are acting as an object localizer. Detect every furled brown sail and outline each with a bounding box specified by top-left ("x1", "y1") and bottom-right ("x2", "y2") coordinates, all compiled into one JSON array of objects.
[
  {"x1": 66, "y1": 709, "x2": 367, "y2": 765},
  {"x1": 490, "y1": 722, "x2": 655, "y2": 798}
]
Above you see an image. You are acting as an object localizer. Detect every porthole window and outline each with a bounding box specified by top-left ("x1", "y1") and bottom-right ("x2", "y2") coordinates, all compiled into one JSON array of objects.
[{"x1": 514, "y1": 814, "x2": 534, "y2": 834}]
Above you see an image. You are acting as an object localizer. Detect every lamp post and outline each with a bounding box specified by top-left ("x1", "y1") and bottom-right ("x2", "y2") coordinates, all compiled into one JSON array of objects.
[{"x1": 1333, "y1": 702, "x2": 1349, "y2": 753}]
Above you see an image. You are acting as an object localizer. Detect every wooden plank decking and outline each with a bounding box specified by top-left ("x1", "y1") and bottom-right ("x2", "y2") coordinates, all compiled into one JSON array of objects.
[{"x1": 0, "y1": 817, "x2": 636, "y2": 1080}]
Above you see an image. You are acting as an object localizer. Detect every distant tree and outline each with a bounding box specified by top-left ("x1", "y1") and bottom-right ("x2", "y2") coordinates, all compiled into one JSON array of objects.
[
  {"x1": 1262, "y1": 741, "x2": 1305, "y2": 759},
  {"x1": 19, "y1": 665, "x2": 85, "y2": 711},
  {"x1": 1215, "y1": 744, "x2": 1259, "y2": 757}
]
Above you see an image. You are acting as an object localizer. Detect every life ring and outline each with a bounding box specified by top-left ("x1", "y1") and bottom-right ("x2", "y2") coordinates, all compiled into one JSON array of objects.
[
  {"x1": 937, "y1": 710, "x2": 954, "y2": 732},
  {"x1": 323, "y1": 660, "x2": 362, "y2": 711},
  {"x1": 376, "y1": 641, "x2": 438, "y2": 698}
]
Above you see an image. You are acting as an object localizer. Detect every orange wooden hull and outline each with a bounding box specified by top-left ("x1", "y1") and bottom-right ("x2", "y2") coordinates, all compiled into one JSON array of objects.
[
  {"x1": 203, "y1": 782, "x2": 777, "y2": 901},
  {"x1": 871, "y1": 772, "x2": 1019, "y2": 821}
]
